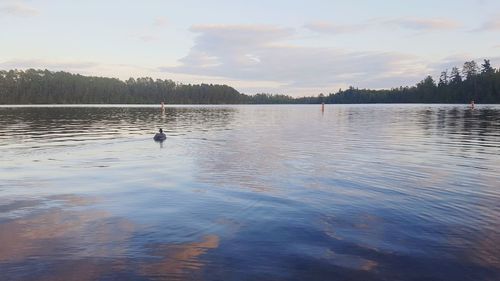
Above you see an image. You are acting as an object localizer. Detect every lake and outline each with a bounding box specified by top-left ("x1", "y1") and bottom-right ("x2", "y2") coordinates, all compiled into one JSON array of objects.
[{"x1": 0, "y1": 104, "x2": 499, "y2": 281}]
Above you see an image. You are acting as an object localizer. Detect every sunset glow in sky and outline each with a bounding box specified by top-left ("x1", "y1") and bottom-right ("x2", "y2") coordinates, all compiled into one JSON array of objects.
[{"x1": 1, "y1": 0, "x2": 500, "y2": 96}]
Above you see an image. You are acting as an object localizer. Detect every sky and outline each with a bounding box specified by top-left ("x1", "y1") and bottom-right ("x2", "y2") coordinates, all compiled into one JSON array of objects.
[{"x1": 1, "y1": 0, "x2": 500, "y2": 96}]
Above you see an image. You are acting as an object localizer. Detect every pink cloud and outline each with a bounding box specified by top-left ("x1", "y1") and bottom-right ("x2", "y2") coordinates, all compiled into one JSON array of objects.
[
  {"x1": 0, "y1": 2, "x2": 38, "y2": 17},
  {"x1": 385, "y1": 18, "x2": 460, "y2": 31}
]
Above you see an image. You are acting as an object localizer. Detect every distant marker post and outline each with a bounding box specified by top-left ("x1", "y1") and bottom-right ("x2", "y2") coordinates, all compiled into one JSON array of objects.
[{"x1": 321, "y1": 102, "x2": 325, "y2": 112}]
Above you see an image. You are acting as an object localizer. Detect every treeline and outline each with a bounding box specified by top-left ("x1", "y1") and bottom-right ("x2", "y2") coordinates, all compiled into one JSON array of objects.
[
  {"x1": 0, "y1": 69, "x2": 248, "y2": 104},
  {"x1": 322, "y1": 59, "x2": 500, "y2": 104},
  {"x1": 0, "y1": 59, "x2": 499, "y2": 104}
]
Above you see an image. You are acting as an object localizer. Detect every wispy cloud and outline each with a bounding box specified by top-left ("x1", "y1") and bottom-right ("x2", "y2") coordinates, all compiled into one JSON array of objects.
[
  {"x1": 0, "y1": 59, "x2": 98, "y2": 70},
  {"x1": 0, "y1": 2, "x2": 38, "y2": 17},
  {"x1": 153, "y1": 17, "x2": 168, "y2": 27},
  {"x1": 477, "y1": 18, "x2": 500, "y2": 31},
  {"x1": 304, "y1": 21, "x2": 368, "y2": 34},
  {"x1": 137, "y1": 35, "x2": 159, "y2": 42},
  {"x1": 428, "y1": 55, "x2": 500, "y2": 74},
  {"x1": 384, "y1": 18, "x2": 460, "y2": 31},
  {"x1": 189, "y1": 24, "x2": 295, "y2": 46},
  {"x1": 161, "y1": 24, "x2": 430, "y2": 94},
  {"x1": 135, "y1": 17, "x2": 168, "y2": 42},
  {"x1": 304, "y1": 17, "x2": 460, "y2": 36},
  {"x1": 0, "y1": 58, "x2": 160, "y2": 80}
]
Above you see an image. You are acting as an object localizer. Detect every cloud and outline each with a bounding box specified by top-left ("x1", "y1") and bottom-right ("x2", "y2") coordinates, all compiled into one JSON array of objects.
[
  {"x1": 304, "y1": 21, "x2": 368, "y2": 34},
  {"x1": 0, "y1": 2, "x2": 38, "y2": 17},
  {"x1": 478, "y1": 18, "x2": 500, "y2": 31},
  {"x1": 427, "y1": 55, "x2": 500, "y2": 76},
  {"x1": 189, "y1": 24, "x2": 295, "y2": 47},
  {"x1": 135, "y1": 17, "x2": 167, "y2": 42},
  {"x1": 138, "y1": 35, "x2": 159, "y2": 42},
  {"x1": 153, "y1": 16, "x2": 168, "y2": 27},
  {"x1": 161, "y1": 24, "x2": 430, "y2": 94},
  {"x1": 0, "y1": 58, "x2": 158, "y2": 80},
  {"x1": 385, "y1": 17, "x2": 460, "y2": 31},
  {"x1": 0, "y1": 59, "x2": 98, "y2": 71},
  {"x1": 304, "y1": 17, "x2": 459, "y2": 35}
]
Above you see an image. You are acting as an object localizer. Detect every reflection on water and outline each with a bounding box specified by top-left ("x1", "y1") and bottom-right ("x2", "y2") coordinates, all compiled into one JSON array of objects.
[
  {"x1": 141, "y1": 235, "x2": 219, "y2": 280},
  {"x1": 0, "y1": 104, "x2": 499, "y2": 281},
  {"x1": 0, "y1": 194, "x2": 218, "y2": 280}
]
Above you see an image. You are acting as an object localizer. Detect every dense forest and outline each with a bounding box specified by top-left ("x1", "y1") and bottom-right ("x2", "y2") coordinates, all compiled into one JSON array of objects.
[
  {"x1": 0, "y1": 59, "x2": 499, "y2": 104},
  {"x1": 321, "y1": 59, "x2": 500, "y2": 104},
  {"x1": 0, "y1": 69, "x2": 248, "y2": 104}
]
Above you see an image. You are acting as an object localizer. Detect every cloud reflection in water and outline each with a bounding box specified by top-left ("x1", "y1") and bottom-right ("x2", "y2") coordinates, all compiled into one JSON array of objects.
[{"x1": 0, "y1": 195, "x2": 219, "y2": 281}]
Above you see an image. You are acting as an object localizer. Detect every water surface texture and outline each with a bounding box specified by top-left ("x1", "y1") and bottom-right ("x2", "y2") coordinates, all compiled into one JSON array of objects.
[{"x1": 0, "y1": 104, "x2": 499, "y2": 281}]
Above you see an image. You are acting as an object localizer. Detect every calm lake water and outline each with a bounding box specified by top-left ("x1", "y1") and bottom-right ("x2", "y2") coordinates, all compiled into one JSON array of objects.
[{"x1": 0, "y1": 104, "x2": 499, "y2": 281}]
